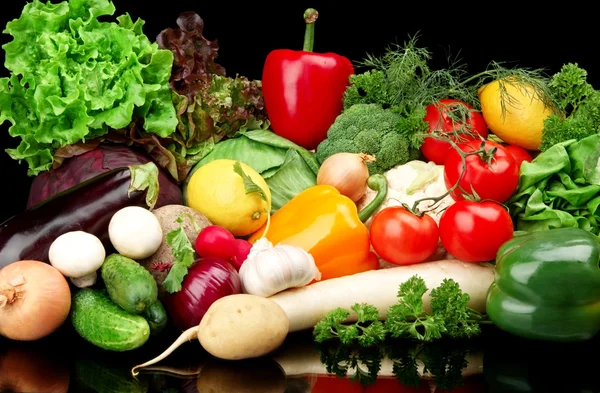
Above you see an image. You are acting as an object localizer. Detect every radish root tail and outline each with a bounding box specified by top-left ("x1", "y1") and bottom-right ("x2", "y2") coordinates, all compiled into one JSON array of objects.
[{"x1": 131, "y1": 326, "x2": 199, "y2": 376}]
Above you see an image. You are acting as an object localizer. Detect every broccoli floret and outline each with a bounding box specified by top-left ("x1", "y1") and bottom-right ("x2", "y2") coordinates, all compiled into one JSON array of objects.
[
  {"x1": 315, "y1": 103, "x2": 422, "y2": 175},
  {"x1": 355, "y1": 130, "x2": 381, "y2": 153}
]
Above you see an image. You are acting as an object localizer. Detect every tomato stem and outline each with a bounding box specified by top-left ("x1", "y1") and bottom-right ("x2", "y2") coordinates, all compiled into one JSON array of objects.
[
  {"x1": 408, "y1": 138, "x2": 490, "y2": 215},
  {"x1": 303, "y1": 8, "x2": 318, "y2": 52}
]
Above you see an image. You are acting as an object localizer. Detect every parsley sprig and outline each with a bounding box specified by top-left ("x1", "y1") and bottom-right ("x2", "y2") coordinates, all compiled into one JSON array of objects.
[
  {"x1": 313, "y1": 275, "x2": 485, "y2": 346},
  {"x1": 161, "y1": 215, "x2": 197, "y2": 294}
]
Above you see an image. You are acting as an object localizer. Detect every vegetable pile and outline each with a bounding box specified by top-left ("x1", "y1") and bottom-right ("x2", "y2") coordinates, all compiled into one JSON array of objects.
[{"x1": 3, "y1": 0, "x2": 600, "y2": 386}]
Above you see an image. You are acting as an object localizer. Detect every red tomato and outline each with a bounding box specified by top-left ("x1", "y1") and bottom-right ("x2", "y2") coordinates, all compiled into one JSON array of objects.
[
  {"x1": 503, "y1": 144, "x2": 533, "y2": 168},
  {"x1": 439, "y1": 200, "x2": 514, "y2": 262},
  {"x1": 370, "y1": 206, "x2": 439, "y2": 266},
  {"x1": 444, "y1": 140, "x2": 519, "y2": 204},
  {"x1": 421, "y1": 99, "x2": 488, "y2": 165}
]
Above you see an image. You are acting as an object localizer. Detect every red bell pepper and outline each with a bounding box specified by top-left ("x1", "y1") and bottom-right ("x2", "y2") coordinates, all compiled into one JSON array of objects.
[{"x1": 261, "y1": 8, "x2": 355, "y2": 150}]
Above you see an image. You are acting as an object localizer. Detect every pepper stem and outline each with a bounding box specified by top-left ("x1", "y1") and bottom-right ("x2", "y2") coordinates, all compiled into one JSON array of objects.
[
  {"x1": 303, "y1": 8, "x2": 318, "y2": 52},
  {"x1": 358, "y1": 174, "x2": 388, "y2": 222}
]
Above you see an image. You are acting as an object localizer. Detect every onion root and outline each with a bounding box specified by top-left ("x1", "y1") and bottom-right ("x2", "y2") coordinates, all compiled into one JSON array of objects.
[
  {"x1": 131, "y1": 326, "x2": 199, "y2": 376},
  {"x1": 0, "y1": 275, "x2": 26, "y2": 309}
]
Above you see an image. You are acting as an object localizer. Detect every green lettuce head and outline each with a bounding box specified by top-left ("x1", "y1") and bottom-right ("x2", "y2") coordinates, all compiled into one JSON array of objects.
[{"x1": 0, "y1": 0, "x2": 178, "y2": 176}]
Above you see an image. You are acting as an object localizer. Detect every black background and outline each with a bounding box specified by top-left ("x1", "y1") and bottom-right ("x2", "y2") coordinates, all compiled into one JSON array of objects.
[{"x1": 0, "y1": 1, "x2": 597, "y2": 221}]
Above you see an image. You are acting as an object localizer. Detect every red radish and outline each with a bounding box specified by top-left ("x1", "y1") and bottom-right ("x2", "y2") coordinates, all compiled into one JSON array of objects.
[
  {"x1": 195, "y1": 226, "x2": 236, "y2": 260},
  {"x1": 230, "y1": 239, "x2": 252, "y2": 271}
]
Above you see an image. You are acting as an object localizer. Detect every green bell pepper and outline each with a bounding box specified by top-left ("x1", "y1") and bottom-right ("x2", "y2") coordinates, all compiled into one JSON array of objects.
[{"x1": 486, "y1": 227, "x2": 600, "y2": 342}]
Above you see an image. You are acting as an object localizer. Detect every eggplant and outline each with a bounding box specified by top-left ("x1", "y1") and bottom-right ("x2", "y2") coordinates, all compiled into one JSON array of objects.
[{"x1": 0, "y1": 162, "x2": 160, "y2": 269}]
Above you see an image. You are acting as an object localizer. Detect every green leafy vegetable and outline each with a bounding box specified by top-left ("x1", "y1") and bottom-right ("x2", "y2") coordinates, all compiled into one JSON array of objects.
[
  {"x1": 149, "y1": 11, "x2": 269, "y2": 181},
  {"x1": 162, "y1": 216, "x2": 197, "y2": 293},
  {"x1": 233, "y1": 161, "x2": 268, "y2": 202},
  {"x1": 540, "y1": 63, "x2": 600, "y2": 151},
  {"x1": 508, "y1": 133, "x2": 600, "y2": 234},
  {"x1": 386, "y1": 276, "x2": 445, "y2": 341},
  {"x1": 314, "y1": 304, "x2": 387, "y2": 346},
  {"x1": 0, "y1": 0, "x2": 177, "y2": 176},
  {"x1": 186, "y1": 129, "x2": 318, "y2": 212},
  {"x1": 313, "y1": 275, "x2": 483, "y2": 345}
]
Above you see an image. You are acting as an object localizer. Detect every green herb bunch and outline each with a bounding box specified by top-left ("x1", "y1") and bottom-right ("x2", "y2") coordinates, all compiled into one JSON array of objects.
[{"x1": 313, "y1": 275, "x2": 486, "y2": 346}]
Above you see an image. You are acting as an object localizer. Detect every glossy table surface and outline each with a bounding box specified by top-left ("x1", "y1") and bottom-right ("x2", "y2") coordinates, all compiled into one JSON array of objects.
[{"x1": 0, "y1": 324, "x2": 597, "y2": 393}]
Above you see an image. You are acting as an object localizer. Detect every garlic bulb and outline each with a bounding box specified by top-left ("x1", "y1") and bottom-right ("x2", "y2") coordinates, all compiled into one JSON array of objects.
[{"x1": 239, "y1": 238, "x2": 321, "y2": 297}]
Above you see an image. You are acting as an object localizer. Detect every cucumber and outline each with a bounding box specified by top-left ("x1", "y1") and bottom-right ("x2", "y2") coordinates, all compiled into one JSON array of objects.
[
  {"x1": 143, "y1": 301, "x2": 168, "y2": 335},
  {"x1": 71, "y1": 289, "x2": 150, "y2": 352},
  {"x1": 75, "y1": 357, "x2": 149, "y2": 393},
  {"x1": 101, "y1": 253, "x2": 158, "y2": 314}
]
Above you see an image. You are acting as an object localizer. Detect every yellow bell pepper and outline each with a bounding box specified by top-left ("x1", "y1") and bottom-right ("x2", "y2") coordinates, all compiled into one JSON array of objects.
[{"x1": 249, "y1": 175, "x2": 387, "y2": 281}]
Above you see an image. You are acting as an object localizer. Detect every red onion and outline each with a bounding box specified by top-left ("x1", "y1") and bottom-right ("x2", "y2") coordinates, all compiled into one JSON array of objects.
[{"x1": 163, "y1": 257, "x2": 241, "y2": 331}]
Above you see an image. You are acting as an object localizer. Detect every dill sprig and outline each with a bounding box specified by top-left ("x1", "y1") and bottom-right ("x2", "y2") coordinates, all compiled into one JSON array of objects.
[{"x1": 344, "y1": 33, "x2": 561, "y2": 121}]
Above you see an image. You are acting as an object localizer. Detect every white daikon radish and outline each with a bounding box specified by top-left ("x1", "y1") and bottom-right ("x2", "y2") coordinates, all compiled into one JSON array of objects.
[{"x1": 268, "y1": 259, "x2": 495, "y2": 332}]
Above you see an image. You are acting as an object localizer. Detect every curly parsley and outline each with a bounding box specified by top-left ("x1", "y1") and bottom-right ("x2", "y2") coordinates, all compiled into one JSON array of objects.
[
  {"x1": 540, "y1": 63, "x2": 600, "y2": 151},
  {"x1": 313, "y1": 275, "x2": 484, "y2": 345}
]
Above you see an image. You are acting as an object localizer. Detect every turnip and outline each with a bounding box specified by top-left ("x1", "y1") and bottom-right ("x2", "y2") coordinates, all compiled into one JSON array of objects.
[
  {"x1": 131, "y1": 294, "x2": 289, "y2": 376},
  {"x1": 48, "y1": 231, "x2": 106, "y2": 288},
  {"x1": 268, "y1": 259, "x2": 495, "y2": 332},
  {"x1": 109, "y1": 206, "x2": 163, "y2": 260}
]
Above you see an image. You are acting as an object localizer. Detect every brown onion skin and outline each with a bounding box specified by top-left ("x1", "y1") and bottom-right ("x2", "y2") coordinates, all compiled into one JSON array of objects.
[
  {"x1": 0, "y1": 260, "x2": 71, "y2": 341},
  {"x1": 163, "y1": 257, "x2": 241, "y2": 331}
]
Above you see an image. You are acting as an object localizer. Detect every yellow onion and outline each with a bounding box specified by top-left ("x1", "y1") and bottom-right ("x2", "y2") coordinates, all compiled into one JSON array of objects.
[
  {"x1": 0, "y1": 260, "x2": 71, "y2": 341},
  {"x1": 317, "y1": 153, "x2": 375, "y2": 202}
]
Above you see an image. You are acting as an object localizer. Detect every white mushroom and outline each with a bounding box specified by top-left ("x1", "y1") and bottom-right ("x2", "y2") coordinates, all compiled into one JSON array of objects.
[
  {"x1": 48, "y1": 231, "x2": 106, "y2": 288},
  {"x1": 108, "y1": 206, "x2": 163, "y2": 260}
]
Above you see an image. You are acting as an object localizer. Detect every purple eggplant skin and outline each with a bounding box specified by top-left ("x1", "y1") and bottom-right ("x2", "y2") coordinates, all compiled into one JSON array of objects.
[{"x1": 0, "y1": 162, "x2": 160, "y2": 270}]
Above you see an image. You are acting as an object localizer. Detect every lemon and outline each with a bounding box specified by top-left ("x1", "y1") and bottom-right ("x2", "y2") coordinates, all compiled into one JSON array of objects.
[
  {"x1": 478, "y1": 79, "x2": 555, "y2": 151},
  {"x1": 186, "y1": 159, "x2": 271, "y2": 237}
]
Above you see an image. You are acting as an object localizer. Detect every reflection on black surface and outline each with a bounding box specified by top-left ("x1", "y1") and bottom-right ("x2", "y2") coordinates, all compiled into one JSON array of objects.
[
  {"x1": 312, "y1": 337, "x2": 482, "y2": 389},
  {"x1": 2, "y1": 325, "x2": 600, "y2": 392},
  {"x1": 0, "y1": 343, "x2": 70, "y2": 393},
  {"x1": 483, "y1": 332, "x2": 600, "y2": 393},
  {"x1": 73, "y1": 356, "x2": 149, "y2": 393}
]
